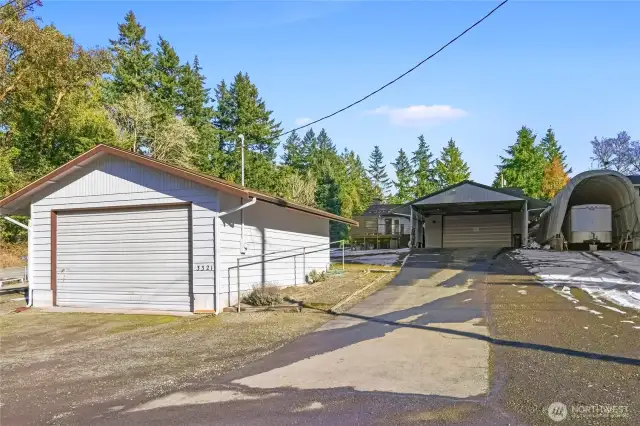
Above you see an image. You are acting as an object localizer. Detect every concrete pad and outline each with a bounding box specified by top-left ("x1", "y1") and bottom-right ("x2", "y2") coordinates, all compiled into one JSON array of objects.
[
  {"x1": 233, "y1": 252, "x2": 492, "y2": 399},
  {"x1": 234, "y1": 318, "x2": 489, "y2": 398}
]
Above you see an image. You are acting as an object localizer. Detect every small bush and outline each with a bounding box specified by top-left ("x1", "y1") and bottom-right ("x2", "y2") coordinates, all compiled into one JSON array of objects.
[
  {"x1": 306, "y1": 270, "x2": 327, "y2": 284},
  {"x1": 242, "y1": 283, "x2": 284, "y2": 306}
]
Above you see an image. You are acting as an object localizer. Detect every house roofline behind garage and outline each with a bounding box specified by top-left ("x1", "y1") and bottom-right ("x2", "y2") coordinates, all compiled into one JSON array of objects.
[
  {"x1": 390, "y1": 180, "x2": 549, "y2": 214},
  {"x1": 0, "y1": 144, "x2": 358, "y2": 226}
]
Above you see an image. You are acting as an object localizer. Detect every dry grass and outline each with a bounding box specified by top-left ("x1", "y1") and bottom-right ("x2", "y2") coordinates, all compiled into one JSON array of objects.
[
  {"x1": 0, "y1": 308, "x2": 331, "y2": 425},
  {"x1": 0, "y1": 262, "x2": 399, "y2": 424},
  {"x1": 0, "y1": 242, "x2": 26, "y2": 268},
  {"x1": 281, "y1": 263, "x2": 398, "y2": 311}
]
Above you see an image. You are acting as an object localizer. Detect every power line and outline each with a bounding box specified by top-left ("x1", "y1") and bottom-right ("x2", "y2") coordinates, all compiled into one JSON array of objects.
[
  {"x1": 1, "y1": 0, "x2": 39, "y2": 14},
  {"x1": 280, "y1": 0, "x2": 509, "y2": 137}
]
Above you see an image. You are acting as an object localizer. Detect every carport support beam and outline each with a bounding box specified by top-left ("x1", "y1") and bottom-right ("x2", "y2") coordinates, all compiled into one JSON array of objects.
[
  {"x1": 409, "y1": 207, "x2": 414, "y2": 248},
  {"x1": 522, "y1": 200, "x2": 528, "y2": 247}
]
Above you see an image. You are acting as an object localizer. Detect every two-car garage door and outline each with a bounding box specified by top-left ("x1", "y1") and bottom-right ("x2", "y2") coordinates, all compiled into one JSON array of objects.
[
  {"x1": 55, "y1": 205, "x2": 191, "y2": 311},
  {"x1": 443, "y1": 214, "x2": 512, "y2": 248}
]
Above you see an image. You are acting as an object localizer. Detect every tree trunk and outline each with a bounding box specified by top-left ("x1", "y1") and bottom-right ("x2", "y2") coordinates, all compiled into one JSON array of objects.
[{"x1": 41, "y1": 89, "x2": 66, "y2": 140}]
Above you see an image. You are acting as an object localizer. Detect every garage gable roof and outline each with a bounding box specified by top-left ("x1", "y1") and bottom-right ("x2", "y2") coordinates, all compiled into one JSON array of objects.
[
  {"x1": 0, "y1": 144, "x2": 358, "y2": 226},
  {"x1": 411, "y1": 181, "x2": 524, "y2": 206}
]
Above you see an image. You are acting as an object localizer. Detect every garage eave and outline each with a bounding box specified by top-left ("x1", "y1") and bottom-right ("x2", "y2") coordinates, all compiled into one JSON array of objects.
[{"x1": 0, "y1": 144, "x2": 357, "y2": 226}]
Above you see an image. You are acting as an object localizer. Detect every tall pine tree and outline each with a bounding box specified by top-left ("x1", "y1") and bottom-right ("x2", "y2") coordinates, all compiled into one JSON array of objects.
[
  {"x1": 493, "y1": 126, "x2": 546, "y2": 198},
  {"x1": 540, "y1": 127, "x2": 571, "y2": 173},
  {"x1": 391, "y1": 149, "x2": 414, "y2": 203},
  {"x1": 177, "y1": 57, "x2": 214, "y2": 127},
  {"x1": 434, "y1": 139, "x2": 471, "y2": 187},
  {"x1": 152, "y1": 37, "x2": 182, "y2": 116},
  {"x1": 412, "y1": 134, "x2": 437, "y2": 197},
  {"x1": 368, "y1": 145, "x2": 391, "y2": 198},
  {"x1": 213, "y1": 72, "x2": 281, "y2": 190},
  {"x1": 107, "y1": 11, "x2": 153, "y2": 98},
  {"x1": 281, "y1": 130, "x2": 305, "y2": 170}
]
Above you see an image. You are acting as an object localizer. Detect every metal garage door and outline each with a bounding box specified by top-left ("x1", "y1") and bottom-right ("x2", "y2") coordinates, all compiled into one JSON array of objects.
[
  {"x1": 443, "y1": 214, "x2": 511, "y2": 248},
  {"x1": 56, "y1": 205, "x2": 191, "y2": 311}
]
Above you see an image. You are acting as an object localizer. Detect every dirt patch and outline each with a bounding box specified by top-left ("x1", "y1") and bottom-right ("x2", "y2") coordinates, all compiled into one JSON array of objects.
[
  {"x1": 0, "y1": 309, "x2": 331, "y2": 426},
  {"x1": 486, "y1": 255, "x2": 640, "y2": 426}
]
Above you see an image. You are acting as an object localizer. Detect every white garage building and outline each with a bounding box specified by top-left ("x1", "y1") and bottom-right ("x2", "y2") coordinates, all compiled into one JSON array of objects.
[
  {"x1": 0, "y1": 145, "x2": 356, "y2": 313},
  {"x1": 403, "y1": 181, "x2": 548, "y2": 249}
]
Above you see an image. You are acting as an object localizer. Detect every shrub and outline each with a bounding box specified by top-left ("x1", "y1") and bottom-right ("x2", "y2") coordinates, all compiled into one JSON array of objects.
[
  {"x1": 306, "y1": 270, "x2": 327, "y2": 284},
  {"x1": 242, "y1": 283, "x2": 284, "y2": 306}
]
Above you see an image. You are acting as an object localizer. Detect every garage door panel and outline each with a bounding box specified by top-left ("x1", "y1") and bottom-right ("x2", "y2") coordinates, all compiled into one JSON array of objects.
[
  {"x1": 56, "y1": 205, "x2": 192, "y2": 311},
  {"x1": 443, "y1": 214, "x2": 511, "y2": 248},
  {"x1": 58, "y1": 225, "x2": 188, "y2": 238}
]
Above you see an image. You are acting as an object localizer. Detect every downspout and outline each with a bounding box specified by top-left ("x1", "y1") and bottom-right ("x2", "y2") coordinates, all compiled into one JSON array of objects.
[
  {"x1": 1, "y1": 216, "x2": 32, "y2": 307},
  {"x1": 239, "y1": 135, "x2": 247, "y2": 254},
  {"x1": 214, "y1": 196, "x2": 257, "y2": 314}
]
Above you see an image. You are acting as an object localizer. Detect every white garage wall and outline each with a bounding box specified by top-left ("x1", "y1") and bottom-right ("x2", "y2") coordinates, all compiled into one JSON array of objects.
[
  {"x1": 217, "y1": 191, "x2": 330, "y2": 307},
  {"x1": 29, "y1": 154, "x2": 219, "y2": 311}
]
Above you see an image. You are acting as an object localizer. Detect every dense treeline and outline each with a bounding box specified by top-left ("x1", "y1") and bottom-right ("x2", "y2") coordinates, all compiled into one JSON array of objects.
[{"x1": 5, "y1": 2, "x2": 634, "y2": 245}]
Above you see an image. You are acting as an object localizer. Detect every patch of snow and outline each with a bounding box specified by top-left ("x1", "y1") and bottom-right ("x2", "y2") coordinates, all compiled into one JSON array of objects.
[
  {"x1": 596, "y1": 304, "x2": 626, "y2": 314},
  {"x1": 633, "y1": 326, "x2": 640, "y2": 330},
  {"x1": 517, "y1": 290, "x2": 527, "y2": 295},
  {"x1": 583, "y1": 326, "x2": 589, "y2": 329},
  {"x1": 512, "y1": 250, "x2": 640, "y2": 311},
  {"x1": 345, "y1": 254, "x2": 400, "y2": 267},
  {"x1": 575, "y1": 306, "x2": 602, "y2": 315},
  {"x1": 620, "y1": 320, "x2": 635, "y2": 324},
  {"x1": 462, "y1": 298, "x2": 472, "y2": 303}
]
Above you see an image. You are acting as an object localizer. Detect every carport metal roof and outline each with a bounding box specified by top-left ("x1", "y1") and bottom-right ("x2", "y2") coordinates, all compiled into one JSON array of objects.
[{"x1": 394, "y1": 181, "x2": 548, "y2": 215}]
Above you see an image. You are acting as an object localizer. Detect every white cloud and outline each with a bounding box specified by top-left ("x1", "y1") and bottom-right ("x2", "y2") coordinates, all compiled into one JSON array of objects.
[
  {"x1": 294, "y1": 117, "x2": 312, "y2": 126},
  {"x1": 365, "y1": 105, "x2": 467, "y2": 126}
]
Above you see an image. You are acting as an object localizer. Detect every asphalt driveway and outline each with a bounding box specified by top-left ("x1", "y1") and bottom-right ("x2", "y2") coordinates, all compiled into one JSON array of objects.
[{"x1": 86, "y1": 248, "x2": 510, "y2": 425}]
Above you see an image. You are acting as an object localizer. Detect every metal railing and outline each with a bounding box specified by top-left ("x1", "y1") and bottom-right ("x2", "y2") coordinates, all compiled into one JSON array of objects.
[{"x1": 234, "y1": 240, "x2": 347, "y2": 312}]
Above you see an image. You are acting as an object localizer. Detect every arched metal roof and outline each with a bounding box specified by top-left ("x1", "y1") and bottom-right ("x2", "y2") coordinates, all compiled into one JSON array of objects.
[{"x1": 537, "y1": 170, "x2": 640, "y2": 248}]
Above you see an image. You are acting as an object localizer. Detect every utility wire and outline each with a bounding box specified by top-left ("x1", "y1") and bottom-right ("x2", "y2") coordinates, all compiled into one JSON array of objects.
[
  {"x1": 0, "y1": 0, "x2": 19, "y2": 9},
  {"x1": 280, "y1": 0, "x2": 509, "y2": 137},
  {"x1": 1, "y1": 0, "x2": 39, "y2": 14}
]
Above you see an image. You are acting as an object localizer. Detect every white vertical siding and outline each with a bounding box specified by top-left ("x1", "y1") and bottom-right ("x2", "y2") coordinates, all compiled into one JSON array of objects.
[
  {"x1": 29, "y1": 154, "x2": 218, "y2": 311},
  {"x1": 217, "y1": 192, "x2": 330, "y2": 307},
  {"x1": 424, "y1": 215, "x2": 443, "y2": 248}
]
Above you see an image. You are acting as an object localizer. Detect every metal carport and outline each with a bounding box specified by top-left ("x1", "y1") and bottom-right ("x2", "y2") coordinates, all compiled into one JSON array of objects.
[
  {"x1": 536, "y1": 170, "x2": 640, "y2": 249},
  {"x1": 401, "y1": 181, "x2": 548, "y2": 249}
]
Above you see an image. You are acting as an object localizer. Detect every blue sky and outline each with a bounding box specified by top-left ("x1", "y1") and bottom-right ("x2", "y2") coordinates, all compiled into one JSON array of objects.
[{"x1": 37, "y1": 1, "x2": 640, "y2": 185}]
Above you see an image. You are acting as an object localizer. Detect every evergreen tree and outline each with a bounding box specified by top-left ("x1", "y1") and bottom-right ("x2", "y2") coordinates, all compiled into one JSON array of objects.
[
  {"x1": 367, "y1": 145, "x2": 391, "y2": 197},
  {"x1": 178, "y1": 56, "x2": 219, "y2": 175},
  {"x1": 212, "y1": 73, "x2": 281, "y2": 189},
  {"x1": 540, "y1": 127, "x2": 570, "y2": 172},
  {"x1": 341, "y1": 149, "x2": 374, "y2": 217},
  {"x1": 493, "y1": 126, "x2": 546, "y2": 198},
  {"x1": 152, "y1": 37, "x2": 182, "y2": 116},
  {"x1": 108, "y1": 11, "x2": 153, "y2": 98},
  {"x1": 178, "y1": 56, "x2": 214, "y2": 128},
  {"x1": 299, "y1": 128, "x2": 317, "y2": 170},
  {"x1": 434, "y1": 139, "x2": 471, "y2": 187},
  {"x1": 412, "y1": 134, "x2": 438, "y2": 196},
  {"x1": 391, "y1": 149, "x2": 414, "y2": 203},
  {"x1": 281, "y1": 130, "x2": 305, "y2": 170}
]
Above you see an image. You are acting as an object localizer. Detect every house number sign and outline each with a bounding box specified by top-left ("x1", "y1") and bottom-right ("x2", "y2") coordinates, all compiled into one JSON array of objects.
[{"x1": 195, "y1": 264, "x2": 213, "y2": 271}]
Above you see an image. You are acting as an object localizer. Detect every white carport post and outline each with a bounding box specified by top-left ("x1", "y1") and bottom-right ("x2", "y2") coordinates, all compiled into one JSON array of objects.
[
  {"x1": 409, "y1": 206, "x2": 414, "y2": 248},
  {"x1": 522, "y1": 200, "x2": 528, "y2": 247}
]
